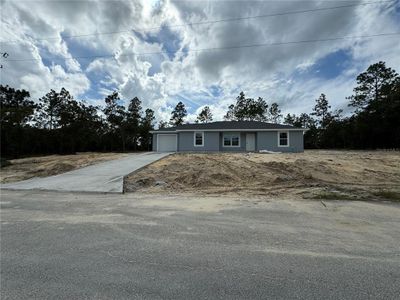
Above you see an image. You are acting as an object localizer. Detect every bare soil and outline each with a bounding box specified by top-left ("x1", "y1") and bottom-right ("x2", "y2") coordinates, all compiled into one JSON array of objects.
[
  {"x1": 0, "y1": 152, "x2": 128, "y2": 183},
  {"x1": 125, "y1": 150, "x2": 400, "y2": 201}
]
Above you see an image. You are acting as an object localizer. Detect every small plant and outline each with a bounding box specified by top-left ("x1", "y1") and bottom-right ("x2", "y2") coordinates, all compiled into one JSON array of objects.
[
  {"x1": 372, "y1": 190, "x2": 400, "y2": 202},
  {"x1": 311, "y1": 191, "x2": 354, "y2": 201}
]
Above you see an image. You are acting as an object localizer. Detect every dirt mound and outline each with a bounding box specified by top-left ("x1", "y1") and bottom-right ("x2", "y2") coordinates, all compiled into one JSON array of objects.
[
  {"x1": 125, "y1": 151, "x2": 400, "y2": 196},
  {"x1": 125, "y1": 153, "x2": 306, "y2": 192}
]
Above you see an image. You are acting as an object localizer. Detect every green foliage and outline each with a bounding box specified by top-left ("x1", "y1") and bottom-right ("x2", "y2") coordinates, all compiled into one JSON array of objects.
[
  {"x1": 140, "y1": 108, "x2": 156, "y2": 150},
  {"x1": 170, "y1": 101, "x2": 187, "y2": 126},
  {"x1": 1, "y1": 86, "x2": 158, "y2": 158},
  {"x1": 126, "y1": 97, "x2": 143, "y2": 150},
  {"x1": 197, "y1": 106, "x2": 213, "y2": 123},
  {"x1": 224, "y1": 92, "x2": 269, "y2": 121},
  {"x1": 372, "y1": 190, "x2": 400, "y2": 202},
  {"x1": 283, "y1": 113, "x2": 296, "y2": 125},
  {"x1": 158, "y1": 121, "x2": 168, "y2": 129},
  {"x1": 348, "y1": 61, "x2": 399, "y2": 111},
  {"x1": 268, "y1": 102, "x2": 282, "y2": 123},
  {"x1": 0, "y1": 85, "x2": 35, "y2": 127}
]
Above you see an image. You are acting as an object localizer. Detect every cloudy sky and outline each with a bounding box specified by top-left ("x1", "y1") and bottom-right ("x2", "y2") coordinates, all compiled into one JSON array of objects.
[{"x1": 1, "y1": 0, "x2": 399, "y2": 123}]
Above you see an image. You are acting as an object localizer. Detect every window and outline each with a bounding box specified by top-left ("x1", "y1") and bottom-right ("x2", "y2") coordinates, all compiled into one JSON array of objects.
[
  {"x1": 224, "y1": 136, "x2": 231, "y2": 146},
  {"x1": 194, "y1": 132, "x2": 204, "y2": 146},
  {"x1": 278, "y1": 132, "x2": 289, "y2": 147},
  {"x1": 223, "y1": 134, "x2": 240, "y2": 147}
]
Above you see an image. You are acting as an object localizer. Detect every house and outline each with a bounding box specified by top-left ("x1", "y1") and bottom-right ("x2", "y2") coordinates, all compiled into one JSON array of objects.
[{"x1": 150, "y1": 121, "x2": 306, "y2": 153}]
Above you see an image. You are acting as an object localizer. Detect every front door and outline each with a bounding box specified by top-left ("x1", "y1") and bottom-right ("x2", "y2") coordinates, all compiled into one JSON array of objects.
[{"x1": 246, "y1": 133, "x2": 255, "y2": 152}]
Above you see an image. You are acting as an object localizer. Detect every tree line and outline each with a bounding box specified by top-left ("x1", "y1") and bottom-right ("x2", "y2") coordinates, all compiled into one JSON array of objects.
[
  {"x1": 1, "y1": 61, "x2": 399, "y2": 158},
  {"x1": 1, "y1": 87, "x2": 155, "y2": 158}
]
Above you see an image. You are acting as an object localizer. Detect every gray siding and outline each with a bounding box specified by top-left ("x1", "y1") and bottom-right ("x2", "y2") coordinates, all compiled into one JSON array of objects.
[
  {"x1": 152, "y1": 133, "x2": 157, "y2": 151},
  {"x1": 219, "y1": 132, "x2": 246, "y2": 152},
  {"x1": 153, "y1": 130, "x2": 304, "y2": 152},
  {"x1": 257, "y1": 131, "x2": 304, "y2": 152},
  {"x1": 178, "y1": 131, "x2": 220, "y2": 152}
]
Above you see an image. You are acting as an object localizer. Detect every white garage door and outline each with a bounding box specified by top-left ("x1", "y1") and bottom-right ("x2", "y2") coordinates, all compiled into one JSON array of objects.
[{"x1": 157, "y1": 134, "x2": 177, "y2": 152}]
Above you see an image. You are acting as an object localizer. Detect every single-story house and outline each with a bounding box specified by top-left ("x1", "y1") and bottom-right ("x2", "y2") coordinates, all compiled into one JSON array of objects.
[{"x1": 150, "y1": 121, "x2": 306, "y2": 153}]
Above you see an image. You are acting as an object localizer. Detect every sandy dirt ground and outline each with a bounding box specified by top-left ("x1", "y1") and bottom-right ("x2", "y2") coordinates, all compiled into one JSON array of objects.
[
  {"x1": 125, "y1": 150, "x2": 400, "y2": 201},
  {"x1": 0, "y1": 152, "x2": 128, "y2": 183}
]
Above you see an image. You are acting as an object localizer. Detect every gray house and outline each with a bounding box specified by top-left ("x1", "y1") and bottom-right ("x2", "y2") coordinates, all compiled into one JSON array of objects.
[{"x1": 150, "y1": 121, "x2": 306, "y2": 153}]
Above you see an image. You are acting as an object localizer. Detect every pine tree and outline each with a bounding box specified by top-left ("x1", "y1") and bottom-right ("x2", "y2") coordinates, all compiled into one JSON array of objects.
[
  {"x1": 197, "y1": 106, "x2": 213, "y2": 123},
  {"x1": 169, "y1": 101, "x2": 187, "y2": 126},
  {"x1": 268, "y1": 103, "x2": 282, "y2": 124}
]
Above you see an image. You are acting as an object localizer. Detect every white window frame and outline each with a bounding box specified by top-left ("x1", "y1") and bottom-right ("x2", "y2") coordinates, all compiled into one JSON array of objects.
[
  {"x1": 193, "y1": 131, "x2": 204, "y2": 147},
  {"x1": 223, "y1": 133, "x2": 241, "y2": 147},
  {"x1": 277, "y1": 131, "x2": 289, "y2": 147}
]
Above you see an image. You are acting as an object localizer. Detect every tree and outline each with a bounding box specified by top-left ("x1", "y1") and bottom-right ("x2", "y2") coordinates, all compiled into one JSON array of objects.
[
  {"x1": 346, "y1": 62, "x2": 400, "y2": 148},
  {"x1": 252, "y1": 97, "x2": 269, "y2": 121},
  {"x1": 311, "y1": 93, "x2": 331, "y2": 129},
  {"x1": 224, "y1": 104, "x2": 235, "y2": 120},
  {"x1": 140, "y1": 108, "x2": 155, "y2": 150},
  {"x1": 57, "y1": 89, "x2": 82, "y2": 129},
  {"x1": 36, "y1": 88, "x2": 70, "y2": 129},
  {"x1": 197, "y1": 106, "x2": 213, "y2": 123},
  {"x1": 295, "y1": 113, "x2": 316, "y2": 128},
  {"x1": 284, "y1": 113, "x2": 296, "y2": 125},
  {"x1": 170, "y1": 101, "x2": 187, "y2": 126},
  {"x1": 0, "y1": 85, "x2": 36, "y2": 157},
  {"x1": 0, "y1": 85, "x2": 35, "y2": 126},
  {"x1": 0, "y1": 85, "x2": 161, "y2": 158},
  {"x1": 268, "y1": 102, "x2": 282, "y2": 123},
  {"x1": 103, "y1": 91, "x2": 127, "y2": 151},
  {"x1": 158, "y1": 120, "x2": 168, "y2": 129},
  {"x1": 348, "y1": 61, "x2": 400, "y2": 111},
  {"x1": 224, "y1": 92, "x2": 268, "y2": 121},
  {"x1": 126, "y1": 97, "x2": 143, "y2": 150}
]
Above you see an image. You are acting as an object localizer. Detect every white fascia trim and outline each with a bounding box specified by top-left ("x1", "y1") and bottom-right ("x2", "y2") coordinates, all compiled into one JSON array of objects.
[
  {"x1": 277, "y1": 131, "x2": 290, "y2": 147},
  {"x1": 150, "y1": 131, "x2": 177, "y2": 134},
  {"x1": 193, "y1": 131, "x2": 204, "y2": 147}
]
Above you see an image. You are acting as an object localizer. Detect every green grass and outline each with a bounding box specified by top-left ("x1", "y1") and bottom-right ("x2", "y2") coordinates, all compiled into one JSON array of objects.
[{"x1": 372, "y1": 190, "x2": 400, "y2": 202}]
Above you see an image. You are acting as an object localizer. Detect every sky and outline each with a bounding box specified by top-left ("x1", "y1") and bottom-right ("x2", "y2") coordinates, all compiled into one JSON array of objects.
[{"x1": 1, "y1": 0, "x2": 399, "y2": 124}]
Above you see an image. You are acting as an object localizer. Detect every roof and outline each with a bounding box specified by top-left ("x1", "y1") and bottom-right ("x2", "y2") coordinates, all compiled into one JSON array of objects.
[{"x1": 151, "y1": 121, "x2": 305, "y2": 132}]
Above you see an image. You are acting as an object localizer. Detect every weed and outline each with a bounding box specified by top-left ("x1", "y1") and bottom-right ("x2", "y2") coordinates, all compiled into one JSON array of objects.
[{"x1": 372, "y1": 190, "x2": 400, "y2": 202}]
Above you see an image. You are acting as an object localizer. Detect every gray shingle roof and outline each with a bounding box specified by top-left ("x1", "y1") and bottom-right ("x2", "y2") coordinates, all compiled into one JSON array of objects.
[{"x1": 152, "y1": 121, "x2": 304, "y2": 132}]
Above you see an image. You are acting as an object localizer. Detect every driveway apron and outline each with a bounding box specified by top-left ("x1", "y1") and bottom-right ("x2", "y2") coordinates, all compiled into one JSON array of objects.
[{"x1": 1, "y1": 152, "x2": 170, "y2": 193}]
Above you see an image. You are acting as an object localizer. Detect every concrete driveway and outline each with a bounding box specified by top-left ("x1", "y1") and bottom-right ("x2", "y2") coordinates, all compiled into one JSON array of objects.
[
  {"x1": 1, "y1": 152, "x2": 170, "y2": 193},
  {"x1": 1, "y1": 190, "x2": 399, "y2": 299}
]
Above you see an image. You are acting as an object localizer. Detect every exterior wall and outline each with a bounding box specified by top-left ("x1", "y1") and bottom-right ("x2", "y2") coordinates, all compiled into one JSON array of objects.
[
  {"x1": 152, "y1": 133, "x2": 157, "y2": 151},
  {"x1": 178, "y1": 131, "x2": 220, "y2": 152},
  {"x1": 219, "y1": 132, "x2": 246, "y2": 152},
  {"x1": 256, "y1": 131, "x2": 304, "y2": 152},
  {"x1": 153, "y1": 130, "x2": 304, "y2": 152}
]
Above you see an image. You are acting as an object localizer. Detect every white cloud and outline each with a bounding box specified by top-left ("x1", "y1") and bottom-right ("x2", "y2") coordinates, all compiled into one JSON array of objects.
[{"x1": 0, "y1": 0, "x2": 399, "y2": 122}]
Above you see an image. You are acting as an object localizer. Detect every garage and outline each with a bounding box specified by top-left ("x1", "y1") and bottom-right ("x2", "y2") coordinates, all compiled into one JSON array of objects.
[{"x1": 157, "y1": 134, "x2": 177, "y2": 152}]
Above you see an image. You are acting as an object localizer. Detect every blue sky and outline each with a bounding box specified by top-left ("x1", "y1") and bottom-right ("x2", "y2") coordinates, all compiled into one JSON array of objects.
[{"x1": 1, "y1": 0, "x2": 400, "y2": 122}]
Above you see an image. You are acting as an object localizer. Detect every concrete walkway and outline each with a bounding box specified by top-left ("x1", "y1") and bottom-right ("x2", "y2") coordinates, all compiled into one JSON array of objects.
[{"x1": 1, "y1": 152, "x2": 170, "y2": 193}]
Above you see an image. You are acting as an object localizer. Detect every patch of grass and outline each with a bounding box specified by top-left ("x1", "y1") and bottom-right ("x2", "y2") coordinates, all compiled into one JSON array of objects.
[
  {"x1": 372, "y1": 190, "x2": 400, "y2": 202},
  {"x1": 310, "y1": 191, "x2": 355, "y2": 201}
]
